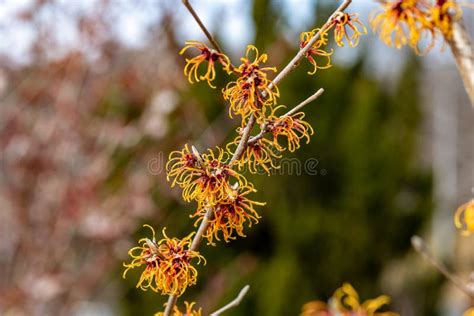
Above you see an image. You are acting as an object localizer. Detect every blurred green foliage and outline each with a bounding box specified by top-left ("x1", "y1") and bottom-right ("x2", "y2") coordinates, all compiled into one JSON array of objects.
[{"x1": 120, "y1": 0, "x2": 437, "y2": 315}]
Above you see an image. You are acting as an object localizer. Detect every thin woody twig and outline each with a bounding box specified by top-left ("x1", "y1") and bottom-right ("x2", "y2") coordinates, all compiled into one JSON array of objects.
[
  {"x1": 283, "y1": 88, "x2": 325, "y2": 117},
  {"x1": 411, "y1": 235, "x2": 474, "y2": 298},
  {"x1": 163, "y1": 296, "x2": 178, "y2": 316},
  {"x1": 267, "y1": 0, "x2": 352, "y2": 92},
  {"x1": 190, "y1": 208, "x2": 213, "y2": 250},
  {"x1": 210, "y1": 285, "x2": 250, "y2": 316},
  {"x1": 230, "y1": 115, "x2": 256, "y2": 163},
  {"x1": 253, "y1": 1, "x2": 352, "y2": 140},
  {"x1": 182, "y1": 0, "x2": 223, "y2": 54},
  {"x1": 248, "y1": 88, "x2": 324, "y2": 145}
]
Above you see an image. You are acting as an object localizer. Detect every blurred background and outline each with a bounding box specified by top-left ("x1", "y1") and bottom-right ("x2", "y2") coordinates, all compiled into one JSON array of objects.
[{"x1": 0, "y1": 0, "x2": 472, "y2": 315}]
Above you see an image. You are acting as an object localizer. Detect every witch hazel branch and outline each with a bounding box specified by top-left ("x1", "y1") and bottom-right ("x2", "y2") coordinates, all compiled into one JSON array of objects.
[{"x1": 120, "y1": 1, "x2": 395, "y2": 315}]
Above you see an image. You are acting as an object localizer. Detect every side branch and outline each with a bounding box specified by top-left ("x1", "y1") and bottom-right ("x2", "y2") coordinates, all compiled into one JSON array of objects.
[
  {"x1": 411, "y1": 236, "x2": 474, "y2": 298},
  {"x1": 182, "y1": 0, "x2": 223, "y2": 53},
  {"x1": 163, "y1": 296, "x2": 178, "y2": 316},
  {"x1": 248, "y1": 88, "x2": 324, "y2": 145},
  {"x1": 190, "y1": 208, "x2": 213, "y2": 251},
  {"x1": 210, "y1": 285, "x2": 250, "y2": 316},
  {"x1": 446, "y1": 21, "x2": 474, "y2": 105},
  {"x1": 231, "y1": 115, "x2": 257, "y2": 163},
  {"x1": 268, "y1": 0, "x2": 352, "y2": 91},
  {"x1": 283, "y1": 88, "x2": 324, "y2": 117}
]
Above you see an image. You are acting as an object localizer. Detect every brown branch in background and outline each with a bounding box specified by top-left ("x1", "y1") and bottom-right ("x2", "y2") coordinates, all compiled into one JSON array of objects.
[
  {"x1": 446, "y1": 21, "x2": 474, "y2": 106},
  {"x1": 411, "y1": 236, "x2": 474, "y2": 299},
  {"x1": 210, "y1": 285, "x2": 250, "y2": 316}
]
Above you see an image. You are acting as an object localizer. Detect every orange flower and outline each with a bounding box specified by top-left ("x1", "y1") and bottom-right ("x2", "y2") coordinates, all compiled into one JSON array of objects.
[
  {"x1": 330, "y1": 12, "x2": 368, "y2": 47},
  {"x1": 299, "y1": 29, "x2": 333, "y2": 75},
  {"x1": 223, "y1": 45, "x2": 279, "y2": 122},
  {"x1": 427, "y1": 0, "x2": 462, "y2": 39},
  {"x1": 167, "y1": 145, "x2": 249, "y2": 204},
  {"x1": 300, "y1": 300, "x2": 330, "y2": 316},
  {"x1": 123, "y1": 225, "x2": 205, "y2": 296},
  {"x1": 192, "y1": 187, "x2": 265, "y2": 245},
  {"x1": 454, "y1": 199, "x2": 474, "y2": 235},
  {"x1": 464, "y1": 308, "x2": 474, "y2": 316},
  {"x1": 180, "y1": 41, "x2": 232, "y2": 88},
  {"x1": 268, "y1": 106, "x2": 314, "y2": 152},
  {"x1": 371, "y1": 0, "x2": 434, "y2": 54},
  {"x1": 156, "y1": 301, "x2": 202, "y2": 316},
  {"x1": 227, "y1": 135, "x2": 282, "y2": 175}
]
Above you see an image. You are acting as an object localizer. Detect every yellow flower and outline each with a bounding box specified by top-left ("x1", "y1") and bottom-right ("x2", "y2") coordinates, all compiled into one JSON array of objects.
[
  {"x1": 222, "y1": 45, "x2": 279, "y2": 122},
  {"x1": 192, "y1": 187, "x2": 265, "y2": 245},
  {"x1": 167, "y1": 145, "x2": 249, "y2": 204},
  {"x1": 156, "y1": 301, "x2": 202, "y2": 316},
  {"x1": 427, "y1": 0, "x2": 462, "y2": 40},
  {"x1": 371, "y1": 0, "x2": 434, "y2": 54},
  {"x1": 332, "y1": 283, "x2": 399, "y2": 316},
  {"x1": 299, "y1": 29, "x2": 333, "y2": 75},
  {"x1": 330, "y1": 12, "x2": 368, "y2": 47},
  {"x1": 268, "y1": 106, "x2": 314, "y2": 152},
  {"x1": 227, "y1": 135, "x2": 282, "y2": 175},
  {"x1": 123, "y1": 225, "x2": 205, "y2": 296},
  {"x1": 180, "y1": 41, "x2": 232, "y2": 88},
  {"x1": 454, "y1": 199, "x2": 474, "y2": 235},
  {"x1": 464, "y1": 308, "x2": 474, "y2": 316}
]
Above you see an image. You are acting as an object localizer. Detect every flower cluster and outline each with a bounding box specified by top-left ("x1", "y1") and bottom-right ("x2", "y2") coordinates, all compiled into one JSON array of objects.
[
  {"x1": 228, "y1": 135, "x2": 282, "y2": 175},
  {"x1": 123, "y1": 225, "x2": 205, "y2": 296},
  {"x1": 268, "y1": 106, "x2": 314, "y2": 152},
  {"x1": 192, "y1": 187, "x2": 265, "y2": 245},
  {"x1": 301, "y1": 283, "x2": 398, "y2": 316},
  {"x1": 454, "y1": 199, "x2": 474, "y2": 236},
  {"x1": 155, "y1": 301, "x2": 202, "y2": 316},
  {"x1": 223, "y1": 45, "x2": 279, "y2": 123},
  {"x1": 167, "y1": 144, "x2": 265, "y2": 244},
  {"x1": 166, "y1": 145, "x2": 249, "y2": 204},
  {"x1": 371, "y1": 0, "x2": 462, "y2": 54},
  {"x1": 180, "y1": 41, "x2": 232, "y2": 88},
  {"x1": 299, "y1": 12, "x2": 367, "y2": 74}
]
